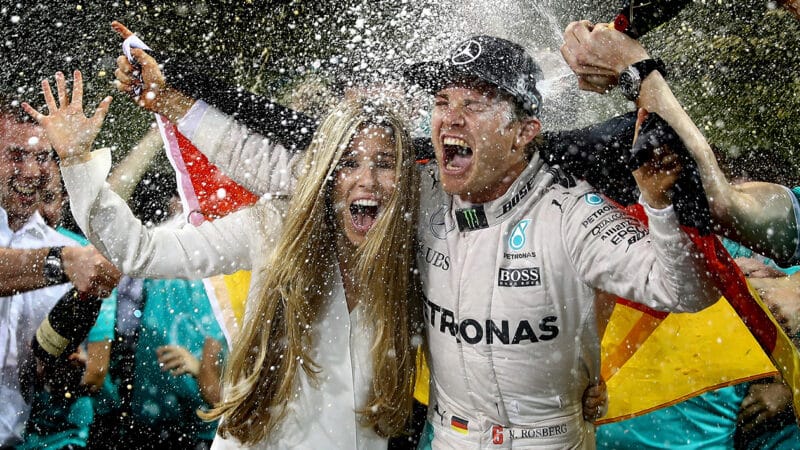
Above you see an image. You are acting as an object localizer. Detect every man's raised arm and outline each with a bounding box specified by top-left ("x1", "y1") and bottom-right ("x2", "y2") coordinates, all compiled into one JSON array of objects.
[{"x1": 561, "y1": 20, "x2": 799, "y2": 265}]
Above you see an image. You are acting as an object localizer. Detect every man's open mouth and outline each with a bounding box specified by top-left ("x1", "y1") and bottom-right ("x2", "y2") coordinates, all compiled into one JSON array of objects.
[
  {"x1": 442, "y1": 137, "x2": 473, "y2": 172},
  {"x1": 350, "y1": 199, "x2": 380, "y2": 233},
  {"x1": 12, "y1": 183, "x2": 35, "y2": 195},
  {"x1": 10, "y1": 182, "x2": 37, "y2": 202}
]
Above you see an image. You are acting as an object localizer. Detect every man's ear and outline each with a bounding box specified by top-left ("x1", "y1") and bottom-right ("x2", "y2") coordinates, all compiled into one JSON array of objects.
[{"x1": 515, "y1": 116, "x2": 542, "y2": 149}]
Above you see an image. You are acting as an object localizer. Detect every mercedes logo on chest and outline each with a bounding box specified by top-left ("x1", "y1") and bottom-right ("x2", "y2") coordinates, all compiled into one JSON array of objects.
[{"x1": 451, "y1": 40, "x2": 482, "y2": 65}]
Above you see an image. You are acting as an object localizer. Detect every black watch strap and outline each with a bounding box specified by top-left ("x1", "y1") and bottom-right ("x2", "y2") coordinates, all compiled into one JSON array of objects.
[
  {"x1": 619, "y1": 58, "x2": 668, "y2": 101},
  {"x1": 632, "y1": 58, "x2": 667, "y2": 81}
]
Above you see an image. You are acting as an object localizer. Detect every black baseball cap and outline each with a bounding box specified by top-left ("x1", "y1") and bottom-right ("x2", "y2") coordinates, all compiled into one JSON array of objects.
[{"x1": 404, "y1": 35, "x2": 543, "y2": 116}]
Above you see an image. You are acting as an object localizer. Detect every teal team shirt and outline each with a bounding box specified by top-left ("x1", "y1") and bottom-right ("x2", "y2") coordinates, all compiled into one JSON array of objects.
[
  {"x1": 60, "y1": 228, "x2": 227, "y2": 441},
  {"x1": 20, "y1": 228, "x2": 227, "y2": 447},
  {"x1": 129, "y1": 277, "x2": 226, "y2": 441}
]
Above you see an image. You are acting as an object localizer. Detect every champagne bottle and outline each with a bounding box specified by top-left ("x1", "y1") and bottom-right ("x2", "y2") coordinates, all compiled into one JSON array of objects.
[
  {"x1": 613, "y1": 0, "x2": 693, "y2": 39},
  {"x1": 32, "y1": 288, "x2": 103, "y2": 364}
]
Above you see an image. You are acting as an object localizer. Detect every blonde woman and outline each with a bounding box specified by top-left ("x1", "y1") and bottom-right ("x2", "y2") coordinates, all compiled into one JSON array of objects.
[{"x1": 24, "y1": 70, "x2": 421, "y2": 449}]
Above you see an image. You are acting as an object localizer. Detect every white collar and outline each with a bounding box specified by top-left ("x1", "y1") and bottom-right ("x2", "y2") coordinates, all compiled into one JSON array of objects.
[
  {"x1": 449, "y1": 154, "x2": 560, "y2": 231},
  {"x1": 15, "y1": 211, "x2": 51, "y2": 241}
]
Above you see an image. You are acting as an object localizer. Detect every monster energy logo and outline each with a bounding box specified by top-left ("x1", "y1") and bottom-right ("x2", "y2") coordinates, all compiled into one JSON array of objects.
[{"x1": 455, "y1": 205, "x2": 489, "y2": 231}]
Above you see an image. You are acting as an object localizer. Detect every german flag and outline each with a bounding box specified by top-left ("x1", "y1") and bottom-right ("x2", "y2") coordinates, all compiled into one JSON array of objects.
[
  {"x1": 450, "y1": 416, "x2": 469, "y2": 435},
  {"x1": 595, "y1": 203, "x2": 800, "y2": 423},
  {"x1": 157, "y1": 116, "x2": 256, "y2": 344}
]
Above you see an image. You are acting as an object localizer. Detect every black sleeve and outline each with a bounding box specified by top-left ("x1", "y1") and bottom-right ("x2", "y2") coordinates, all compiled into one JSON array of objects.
[
  {"x1": 153, "y1": 51, "x2": 438, "y2": 161},
  {"x1": 152, "y1": 50, "x2": 318, "y2": 152},
  {"x1": 540, "y1": 111, "x2": 713, "y2": 234},
  {"x1": 537, "y1": 111, "x2": 640, "y2": 206}
]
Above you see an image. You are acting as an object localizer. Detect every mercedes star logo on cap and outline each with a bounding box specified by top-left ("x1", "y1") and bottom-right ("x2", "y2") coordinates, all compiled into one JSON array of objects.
[{"x1": 451, "y1": 39, "x2": 482, "y2": 65}]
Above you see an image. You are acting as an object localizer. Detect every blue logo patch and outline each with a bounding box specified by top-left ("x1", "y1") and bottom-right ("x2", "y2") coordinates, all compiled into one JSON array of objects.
[
  {"x1": 508, "y1": 219, "x2": 531, "y2": 251},
  {"x1": 584, "y1": 193, "x2": 603, "y2": 206}
]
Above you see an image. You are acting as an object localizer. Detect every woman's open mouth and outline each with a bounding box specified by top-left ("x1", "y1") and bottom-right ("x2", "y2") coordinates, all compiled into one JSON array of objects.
[{"x1": 349, "y1": 199, "x2": 380, "y2": 233}]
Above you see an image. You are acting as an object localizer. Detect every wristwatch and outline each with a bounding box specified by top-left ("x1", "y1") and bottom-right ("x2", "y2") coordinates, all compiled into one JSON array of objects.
[
  {"x1": 44, "y1": 246, "x2": 68, "y2": 285},
  {"x1": 618, "y1": 58, "x2": 667, "y2": 101}
]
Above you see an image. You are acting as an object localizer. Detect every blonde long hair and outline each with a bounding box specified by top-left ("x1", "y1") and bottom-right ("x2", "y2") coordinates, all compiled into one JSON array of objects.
[{"x1": 205, "y1": 100, "x2": 421, "y2": 444}]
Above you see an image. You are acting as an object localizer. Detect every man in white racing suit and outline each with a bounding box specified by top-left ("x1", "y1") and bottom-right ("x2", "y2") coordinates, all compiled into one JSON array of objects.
[
  {"x1": 414, "y1": 147, "x2": 711, "y2": 449},
  {"x1": 114, "y1": 33, "x2": 721, "y2": 449},
  {"x1": 404, "y1": 35, "x2": 721, "y2": 449}
]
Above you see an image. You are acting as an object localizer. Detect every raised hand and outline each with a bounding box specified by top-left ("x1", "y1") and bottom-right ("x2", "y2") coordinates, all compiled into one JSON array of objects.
[
  {"x1": 560, "y1": 20, "x2": 650, "y2": 94},
  {"x1": 157, "y1": 345, "x2": 201, "y2": 377},
  {"x1": 112, "y1": 21, "x2": 164, "y2": 110},
  {"x1": 112, "y1": 21, "x2": 194, "y2": 121},
  {"x1": 631, "y1": 109, "x2": 682, "y2": 209},
  {"x1": 22, "y1": 70, "x2": 112, "y2": 162}
]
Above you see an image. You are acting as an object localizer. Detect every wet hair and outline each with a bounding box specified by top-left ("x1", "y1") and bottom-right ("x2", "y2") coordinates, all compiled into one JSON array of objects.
[
  {"x1": 441, "y1": 77, "x2": 535, "y2": 123},
  {"x1": 508, "y1": 93, "x2": 535, "y2": 122},
  {"x1": 206, "y1": 99, "x2": 421, "y2": 444}
]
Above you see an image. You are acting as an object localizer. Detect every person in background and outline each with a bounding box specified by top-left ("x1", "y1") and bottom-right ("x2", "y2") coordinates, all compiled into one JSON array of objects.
[
  {"x1": 736, "y1": 257, "x2": 800, "y2": 450},
  {"x1": 114, "y1": 194, "x2": 227, "y2": 450},
  {"x1": 79, "y1": 125, "x2": 227, "y2": 450},
  {"x1": 116, "y1": 274, "x2": 226, "y2": 449},
  {"x1": 560, "y1": 15, "x2": 800, "y2": 450},
  {"x1": 17, "y1": 155, "x2": 118, "y2": 450},
  {"x1": 0, "y1": 107, "x2": 119, "y2": 446},
  {"x1": 560, "y1": 10, "x2": 800, "y2": 268},
  {"x1": 0, "y1": 106, "x2": 120, "y2": 448}
]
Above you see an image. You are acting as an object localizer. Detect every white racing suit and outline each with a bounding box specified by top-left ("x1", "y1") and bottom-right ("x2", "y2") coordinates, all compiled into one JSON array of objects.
[
  {"x1": 174, "y1": 102, "x2": 720, "y2": 449},
  {"x1": 416, "y1": 157, "x2": 719, "y2": 449}
]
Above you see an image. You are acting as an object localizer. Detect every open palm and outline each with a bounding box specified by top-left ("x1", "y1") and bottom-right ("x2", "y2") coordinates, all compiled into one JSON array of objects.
[{"x1": 22, "y1": 70, "x2": 112, "y2": 161}]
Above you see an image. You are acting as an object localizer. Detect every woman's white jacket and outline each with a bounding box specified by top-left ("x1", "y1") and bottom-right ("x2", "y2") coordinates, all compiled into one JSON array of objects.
[{"x1": 61, "y1": 149, "x2": 386, "y2": 449}]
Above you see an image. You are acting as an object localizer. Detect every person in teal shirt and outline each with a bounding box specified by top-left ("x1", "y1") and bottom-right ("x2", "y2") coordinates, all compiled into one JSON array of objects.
[
  {"x1": 80, "y1": 207, "x2": 227, "y2": 450},
  {"x1": 38, "y1": 134, "x2": 227, "y2": 449},
  {"x1": 126, "y1": 277, "x2": 226, "y2": 448},
  {"x1": 17, "y1": 284, "x2": 116, "y2": 450}
]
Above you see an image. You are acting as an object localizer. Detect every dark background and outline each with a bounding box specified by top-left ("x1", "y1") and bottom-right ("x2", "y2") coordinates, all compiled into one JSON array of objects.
[{"x1": 2, "y1": 0, "x2": 798, "y2": 200}]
